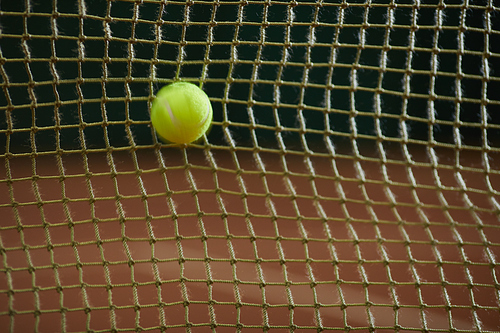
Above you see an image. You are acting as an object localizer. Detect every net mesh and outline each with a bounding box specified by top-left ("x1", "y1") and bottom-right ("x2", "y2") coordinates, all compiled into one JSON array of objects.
[{"x1": 0, "y1": 0, "x2": 499, "y2": 332}]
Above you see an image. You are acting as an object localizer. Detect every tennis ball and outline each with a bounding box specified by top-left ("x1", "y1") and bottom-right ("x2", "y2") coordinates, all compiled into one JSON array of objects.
[{"x1": 150, "y1": 82, "x2": 213, "y2": 144}]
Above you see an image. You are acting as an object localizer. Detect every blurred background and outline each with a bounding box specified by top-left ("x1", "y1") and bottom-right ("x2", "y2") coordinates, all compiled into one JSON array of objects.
[
  {"x1": 0, "y1": 0, "x2": 499, "y2": 332},
  {"x1": 1, "y1": 0, "x2": 498, "y2": 153}
]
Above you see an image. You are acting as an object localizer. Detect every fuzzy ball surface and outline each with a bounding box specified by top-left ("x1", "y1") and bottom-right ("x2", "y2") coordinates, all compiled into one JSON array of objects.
[{"x1": 151, "y1": 82, "x2": 213, "y2": 144}]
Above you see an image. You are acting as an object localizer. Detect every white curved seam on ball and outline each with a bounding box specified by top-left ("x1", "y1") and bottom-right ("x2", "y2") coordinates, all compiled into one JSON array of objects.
[
  {"x1": 195, "y1": 97, "x2": 210, "y2": 127},
  {"x1": 164, "y1": 96, "x2": 209, "y2": 128},
  {"x1": 164, "y1": 98, "x2": 180, "y2": 127}
]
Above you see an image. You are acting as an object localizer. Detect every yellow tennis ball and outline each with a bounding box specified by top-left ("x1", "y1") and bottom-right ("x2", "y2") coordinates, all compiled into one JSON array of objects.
[{"x1": 150, "y1": 82, "x2": 213, "y2": 144}]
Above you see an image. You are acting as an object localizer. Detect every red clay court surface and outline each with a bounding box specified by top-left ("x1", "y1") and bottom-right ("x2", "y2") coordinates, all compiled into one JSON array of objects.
[{"x1": 0, "y1": 146, "x2": 499, "y2": 332}]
